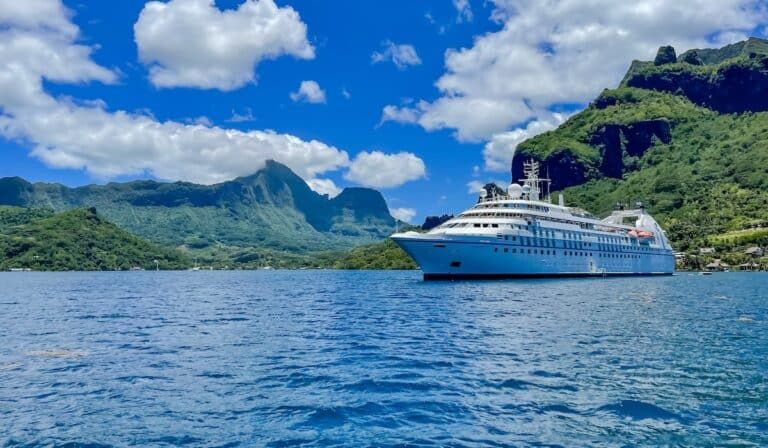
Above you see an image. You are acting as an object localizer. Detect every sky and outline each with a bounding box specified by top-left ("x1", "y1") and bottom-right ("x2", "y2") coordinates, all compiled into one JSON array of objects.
[{"x1": 0, "y1": 0, "x2": 766, "y2": 224}]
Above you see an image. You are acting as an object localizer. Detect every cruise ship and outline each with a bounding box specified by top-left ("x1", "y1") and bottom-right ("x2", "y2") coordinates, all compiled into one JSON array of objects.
[{"x1": 391, "y1": 160, "x2": 675, "y2": 280}]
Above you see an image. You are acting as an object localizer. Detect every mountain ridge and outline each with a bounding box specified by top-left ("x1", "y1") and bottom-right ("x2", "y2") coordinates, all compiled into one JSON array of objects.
[{"x1": 0, "y1": 160, "x2": 396, "y2": 253}]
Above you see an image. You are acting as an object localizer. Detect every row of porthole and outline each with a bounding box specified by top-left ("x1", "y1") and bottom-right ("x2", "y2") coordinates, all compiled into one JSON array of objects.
[
  {"x1": 501, "y1": 234, "x2": 660, "y2": 252},
  {"x1": 492, "y1": 247, "x2": 647, "y2": 259},
  {"x1": 494, "y1": 242, "x2": 655, "y2": 258},
  {"x1": 494, "y1": 247, "x2": 557, "y2": 255}
]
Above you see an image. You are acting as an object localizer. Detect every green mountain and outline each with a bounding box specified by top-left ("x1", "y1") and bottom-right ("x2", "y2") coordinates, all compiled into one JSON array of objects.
[
  {"x1": 0, "y1": 206, "x2": 190, "y2": 271},
  {"x1": 0, "y1": 161, "x2": 396, "y2": 256},
  {"x1": 514, "y1": 37, "x2": 768, "y2": 251}
]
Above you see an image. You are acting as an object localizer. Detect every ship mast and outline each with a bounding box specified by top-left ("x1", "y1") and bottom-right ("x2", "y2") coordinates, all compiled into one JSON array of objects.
[{"x1": 521, "y1": 160, "x2": 551, "y2": 202}]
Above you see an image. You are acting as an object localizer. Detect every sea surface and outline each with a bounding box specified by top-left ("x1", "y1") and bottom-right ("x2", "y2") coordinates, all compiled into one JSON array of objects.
[{"x1": 0, "y1": 271, "x2": 766, "y2": 447}]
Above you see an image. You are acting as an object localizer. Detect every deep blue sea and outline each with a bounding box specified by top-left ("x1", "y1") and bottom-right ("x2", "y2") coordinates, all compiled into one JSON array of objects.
[{"x1": 0, "y1": 271, "x2": 766, "y2": 447}]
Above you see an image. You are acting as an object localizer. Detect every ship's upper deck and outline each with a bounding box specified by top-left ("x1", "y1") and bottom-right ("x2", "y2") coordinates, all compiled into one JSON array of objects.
[{"x1": 454, "y1": 198, "x2": 637, "y2": 231}]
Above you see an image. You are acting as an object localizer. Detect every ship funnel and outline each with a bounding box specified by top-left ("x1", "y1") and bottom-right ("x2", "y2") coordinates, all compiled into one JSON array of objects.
[{"x1": 558, "y1": 193, "x2": 565, "y2": 207}]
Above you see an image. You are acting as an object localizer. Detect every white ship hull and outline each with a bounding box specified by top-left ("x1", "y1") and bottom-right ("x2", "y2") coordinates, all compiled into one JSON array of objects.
[
  {"x1": 393, "y1": 234, "x2": 674, "y2": 280},
  {"x1": 394, "y1": 159, "x2": 676, "y2": 280}
]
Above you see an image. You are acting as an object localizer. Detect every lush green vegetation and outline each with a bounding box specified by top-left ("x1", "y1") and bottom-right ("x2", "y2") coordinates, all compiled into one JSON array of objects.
[
  {"x1": 0, "y1": 161, "x2": 396, "y2": 255},
  {"x1": 677, "y1": 36, "x2": 768, "y2": 65},
  {"x1": 0, "y1": 204, "x2": 418, "y2": 272},
  {"x1": 515, "y1": 38, "x2": 768, "y2": 254},
  {"x1": 558, "y1": 100, "x2": 768, "y2": 250},
  {"x1": 518, "y1": 86, "x2": 709, "y2": 164},
  {"x1": 0, "y1": 207, "x2": 191, "y2": 271},
  {"x1": 331, "y1": 239, "x2": 417, "y2": 270}
]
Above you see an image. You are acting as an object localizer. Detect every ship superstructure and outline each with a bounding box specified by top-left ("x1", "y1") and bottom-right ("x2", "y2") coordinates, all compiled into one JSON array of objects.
[{"x1": 391, "y1": 161, "x2": 675, "y2": 279}]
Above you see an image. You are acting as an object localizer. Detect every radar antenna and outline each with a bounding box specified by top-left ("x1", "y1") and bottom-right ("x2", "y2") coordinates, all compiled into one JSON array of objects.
[{"x1": 521, "y1": 160, "x2": 551, "y2": 202}]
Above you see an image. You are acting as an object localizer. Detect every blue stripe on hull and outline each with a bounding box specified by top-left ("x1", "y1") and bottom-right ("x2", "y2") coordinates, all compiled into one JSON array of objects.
[{"x1": 424, "y1": 272, "x2": 674, "y2": 281}]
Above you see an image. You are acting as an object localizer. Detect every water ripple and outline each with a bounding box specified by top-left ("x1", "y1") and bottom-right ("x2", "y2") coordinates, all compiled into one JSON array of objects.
[{"x1": 0, "y1": 271, "x2": 767, "y2": 446}]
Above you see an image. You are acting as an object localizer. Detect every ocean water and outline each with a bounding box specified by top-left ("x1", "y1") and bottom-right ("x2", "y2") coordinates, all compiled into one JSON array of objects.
[{"x1": 0, "y1": 271, "x2": 766, "y2": 447}]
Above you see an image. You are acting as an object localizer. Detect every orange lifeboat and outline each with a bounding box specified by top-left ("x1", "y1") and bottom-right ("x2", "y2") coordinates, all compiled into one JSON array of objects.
[{"x1": 629, "y1": 228, "x2": 654, "y2": 239}]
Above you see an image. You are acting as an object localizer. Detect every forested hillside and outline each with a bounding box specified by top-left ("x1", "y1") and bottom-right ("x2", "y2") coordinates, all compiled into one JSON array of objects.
[
  {"x1": 0, "y1": 207, "x2": 190, "y2": 271},
  {"x1": 514, "y1": 37, "x2": 768, "y2": 251}
]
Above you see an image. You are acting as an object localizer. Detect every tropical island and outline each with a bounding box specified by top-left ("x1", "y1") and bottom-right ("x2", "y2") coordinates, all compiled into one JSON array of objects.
[{"x1": 2, "y1": 38, "x2": 768, "y2": 272}]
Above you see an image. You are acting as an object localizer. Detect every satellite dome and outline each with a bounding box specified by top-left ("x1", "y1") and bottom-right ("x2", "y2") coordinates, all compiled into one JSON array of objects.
[
  {"x1": 522, "y1": 184, "x2": 532, "y2": 194},
  {"x1": 479, "y1": 188, "x2": 488, "y2": 198},
  {"x1": 507, "y1": 183, "x2": 523, "y2": 199}
]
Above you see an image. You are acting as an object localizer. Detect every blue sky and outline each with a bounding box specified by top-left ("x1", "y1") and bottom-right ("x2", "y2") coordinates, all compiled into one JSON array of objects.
[{"x1": 1, "y1": 0, "x2": 766, "y2": 223}]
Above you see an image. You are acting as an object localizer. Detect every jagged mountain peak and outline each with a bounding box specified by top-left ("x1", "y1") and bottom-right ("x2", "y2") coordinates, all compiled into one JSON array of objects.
[
  {"x1": 331, "y1": 187, "x2": 392, "y2": 222},
  {"x1": 621, "y1": 36, "x2": 768, "y2": 114},
  {"x1": 677, "y1": 36, "x2": 768, "y2": 66},
  {"x1": 0, "y1": 161, "x2": 396, "y2": 252}
]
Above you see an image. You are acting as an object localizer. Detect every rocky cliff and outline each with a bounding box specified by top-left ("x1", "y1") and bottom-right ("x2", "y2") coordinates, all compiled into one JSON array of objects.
[
  {"x1": 623, "y1": 37, "x2": 768, "y2": 114},
  {"x1": 513, "y1": 37, "x2": 768, "y2": 249}
]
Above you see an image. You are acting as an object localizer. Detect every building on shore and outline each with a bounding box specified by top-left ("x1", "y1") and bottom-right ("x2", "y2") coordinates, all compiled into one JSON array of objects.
[
  {"x1": 705, "y1": 259, "x2": 730, "y2": 271},
  {"x1": 738, "y1": 262, "x2": 760, "y2": 271},
  {"x1": 744, "y1": 246, "x2": 764, "y2": 258}
]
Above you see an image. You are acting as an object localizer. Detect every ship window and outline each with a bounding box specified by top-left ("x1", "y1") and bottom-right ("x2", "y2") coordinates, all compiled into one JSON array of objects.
[
  {"x1": 492, "y1": 224, "x2": 498, "y2": 228},
  {"x1": 474, "y1": 223, "x2": 480, "y2": 227},
  {"x1": 494, "y1": 247, "x2": 498, "y2": 252},
  {"x1": 512, "y1": 248, "x2": 517, "y2": 253},
  {"x1": 504, "y1": 248, "x2": 509, "y2": 253},
  {"x1": 528, "y1": 249, "x2": 531, "y2": 254},
  {"x1": 483, "y1": 224, "x2": 489, "y2": 228}
]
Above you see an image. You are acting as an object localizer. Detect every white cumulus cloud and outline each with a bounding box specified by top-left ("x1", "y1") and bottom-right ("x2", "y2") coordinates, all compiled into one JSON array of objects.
[
  {"x1": 0, "y1": 0, "x2": 348, "y2": 185},
  {"x1": 290, "y1": 80, "x2": 326, "y2": 104},
  {"x1": 453, "y1": 0, "x2": 473, "y2": 22},
  {"x1": 345, "y1": 151, "x2": 426, "y2": 189},
  {"x1": 379, "y1": 104, "x2": 422, "y2": 126},
  {"x1": 306, "y1": 178, "x2": 341, "y2": 198},
  {"x1": 393, "y1": 0, "x2": 767, "y2": 142},
  {"x1": 0, "y1": 1, "x2": 77, "y2": 37},
  {"x1": 466, "y1": 180, "x2": 485, "y2": 194},
  {"x1": 371, "y1": 40, "x2": 422, "y2": 70},
  {"x1": 467, "y1": 179, "x2": 507, "y2": 195},
  {"x1": 390, "y1": 207, "x2": 417, "y2": 223},
  {"x1": 134, "y1": 0, "x2": 314, "y2": 90},
  {"x1": 483, "y1": 113, "x2": 567, "y2": 172}
]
